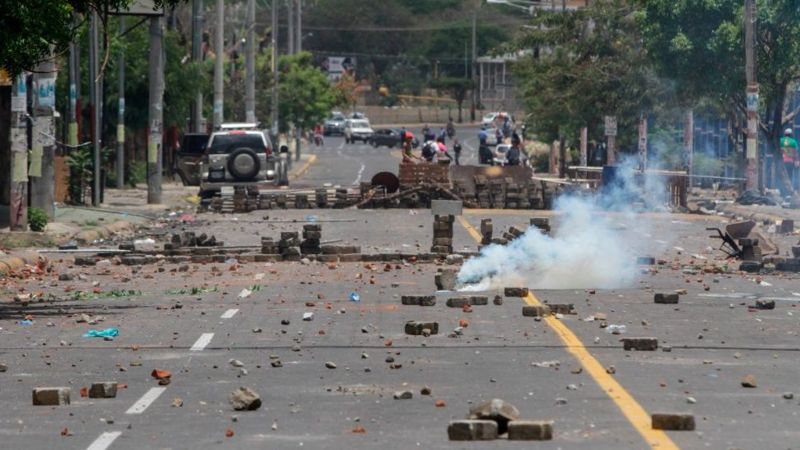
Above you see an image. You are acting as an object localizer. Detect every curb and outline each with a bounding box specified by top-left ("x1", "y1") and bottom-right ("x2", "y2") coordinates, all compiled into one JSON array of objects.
[
  {"x1": 289, "y1": 154, "x2": 318, "y2": 181},
  {"x1": 73, "y1": 221, "x2": 136, "y2": 245}
]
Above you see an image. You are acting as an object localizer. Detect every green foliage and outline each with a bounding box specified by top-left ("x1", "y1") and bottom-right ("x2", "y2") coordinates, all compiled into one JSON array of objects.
[
  {"x1": 27, "y1": 208, "x2": 48, "y2": 232},
  {"x1": 430, "y1": 77, "x2": 474, "y2": 122},
  {"x1": 0, "y1": 0, "x2": 186, "y2": 75},
  {"x1": 512, "y1": 0, "x2": 663, "y2": 147},
  {"x1": 279, "y1": 52, "x2": 337, "y2": 132},
  {"x1": 127, "y1": 161, "x2": 147, "y2": 187},
  {"x1": 66, "y1": 145, "x2": 94, "y2": 204}
]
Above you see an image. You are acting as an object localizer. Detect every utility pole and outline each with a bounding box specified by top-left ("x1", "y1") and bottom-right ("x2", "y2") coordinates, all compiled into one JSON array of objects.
[
  {"x1": 68, "y1": 28, "x2": 78, "y2": 147},
  {"x1": 638, "y1": 114, "x2": 648, "y2": 171},
  {"x1": 213, "y1": 0, "x2": 224, "y2": 129},
  {"x1": 117, "y1": 17, "x2": 126, "y2": 189},
  {"x1": 245, "y1": 0, "x2": 256, "y2": 123},
  {"x1": 295, "y1": 0, "x2": 302, "y2": 53},
  {"x1": 148, "y1": 16, "x2": 165, "y2": 204},
  {"x1": 287, "y1": 0, "x2": 295, "y2": 55},
  {"x1": 9, "y1": 74, "x2": 28, "y2": 230},
  {"x1": 30, "y1": 55, "x2": 57, "y2": 219},
  {"x1": 89, "y1": 11, "x2": 102, "y2": 206},
  {"x1": 470, "y1": 4, "x2": 477, "y2": 122},
  {"x1": 271, "y1": 0, "x2": 280, "y2": 137},
  {"x1": 744, "y1": 0, "x2": 759, "y2": 190},
  {"x1": 192, "y1": 0, "x2": 205, "y2": 132},
  {"x1": 683, "y1": 109, "x2": 693, "y2": 178}
]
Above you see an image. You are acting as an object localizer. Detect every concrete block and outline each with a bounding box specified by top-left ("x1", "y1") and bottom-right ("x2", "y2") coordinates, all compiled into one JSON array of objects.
[
  {"x1": 654, "y1": 293, "x2": 679, "y2": 304},
  {"x1": 435, "y1": 269, "x2": 458, "y2": 290},
  {"x1": 507, "y1": 420, "x2": 554, "y2": 441},
  {"x1": 755, "y1": 299, "x2": 775, "y2": 310},
  {"x1": 651, "y1": 413, "x2": 695, "y2": 431},
  {"x1": 546, "y1": 303, "x2": 575, "y2": 314},
  {"x1": 522, "y1": 305, "x2": 551, "y2": 317},
  {"x1": 469, "y1": 296, "x2": 489, "y2": 306},
  {"x1": 505, "y1": 287, "x2": 529, "y2": 297},
  {"x1": 402, "y1": 295, "x2": 436, "y2": 306},
  {"x1": 445, "y1": 297, "x2": 469, "y2": 308},
  {"x1": 622, "y1": 337, "x2": 658, "y2": 351},
  {"x1": 447, "y1": 420, "x2": 498, "y2": 441},
  {"x1": 88, "y1": 382, "x2": 118, "y2": 399},
  {"x1": 33, "y1": 387, "x2": 70, "y2": 406},
  {"x1": 405, "y1": 321, "x2": 439, "y2": 335}
]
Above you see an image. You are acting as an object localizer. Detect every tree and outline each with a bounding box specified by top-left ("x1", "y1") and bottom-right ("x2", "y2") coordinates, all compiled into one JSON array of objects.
[
  {"x1": 637, "y1": 0, "x2": 800, "y2": 193},
  {"x1": 511, "y1": 0, "x2": 661, "y2": 148},
  {"x1": 0, "y1": 0, "x2": 186, "y2": 76},
  {"x1": 430, "y1": 77, "x2": 474, "y2": 123},
  {"x1": 279, "y1": 51, "x2": 337, "y2": 160}
]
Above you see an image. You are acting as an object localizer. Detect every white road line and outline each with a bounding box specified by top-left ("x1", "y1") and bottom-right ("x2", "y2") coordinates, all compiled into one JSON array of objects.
[
  {"x1": 125, "y1": 387, "x2": 167, "y2": 415},
  {"x1": 190, "y1": 332, "x2": 214, "y2": 351},
  {"x1": 352, "y1": 163, "x2": 366, "y2": 185},
  {"x1": 220, "y1": 308, "x2": 239, "y2": 319},
  {"x1": 86, "y1": 431, "x2": 122, "y2": 450}
]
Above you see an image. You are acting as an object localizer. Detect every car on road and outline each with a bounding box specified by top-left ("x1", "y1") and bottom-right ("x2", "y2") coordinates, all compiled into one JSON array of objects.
[
  {"x1": 369, "y1": 128, "x2": 402, "y2": 148},
  {"x1": 197, "y1": 126, "x2": 288, "y2": 199},
  {"x1": 323, "y1": 111, "x2": 347, "y2": 136},
  {"x1": 482, "y1": 111, "x2": 514, "y2": 128},
  {"x1": 344, "y1": 119, "x2": 374, "y2": 144}
]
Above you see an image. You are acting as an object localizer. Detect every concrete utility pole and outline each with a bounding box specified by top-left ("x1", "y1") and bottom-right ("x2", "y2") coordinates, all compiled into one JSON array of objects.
[
  {"x1": 148, "y1": 16, "x2": 165, "y2": 204},
  {"x1": 271, "y1": 0, "x2": 280, "y2": 137},
  {"x1": 744, "y1": 0, "x2": 759, "y2": 190},
  {"x1": 245, "y1": 0, "x2": 256, "y2": 123},
  {"x1": 117, "y1": 17, "x2": 126, "y2": 189},
  {"x1": 89, "y1": 11, "x2": 102, "y2": 206},
  {"x1": 287, "y1": 0, "x2": 295, "y2": 55},
  {"x1": 638, "y1": 114, "x2": 648, "y2": 171},
  {"x1": 683, "y1": 109, "x2": 693, "y2": 178},
  {"x1": 192, "y1": 0, "x2": 205, "y2": 132},
  {"x1": 68, "y1": 30, "x2": 78, "y2": 147},
  {"x1": 30, "y1": 56, "x2": 57, "y2": 219},
  {"x1": 213, "y1": 0, "x2": 224, "y2": 129},
  {"x1": 579, "y1": 126, "x2": 588, "y2": 166},
  {"x1": 295, "y1": 0, "x2": 302, "y2": 53},
  {"x1": 9, "y1": 75, "x2": 28, "y2": 230},
  {"x1": 470, "y1": 4, "x2": 477, "y2": 122}
]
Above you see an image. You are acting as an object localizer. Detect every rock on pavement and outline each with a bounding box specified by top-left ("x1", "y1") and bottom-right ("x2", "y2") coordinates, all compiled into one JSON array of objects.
[{"x1": 229, "y1": 387, "x2": 262, "y2": 411}]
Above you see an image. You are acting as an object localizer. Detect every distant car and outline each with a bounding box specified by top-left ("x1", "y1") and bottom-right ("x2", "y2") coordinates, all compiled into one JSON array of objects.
[
  {"x1": 369, "y1": 128, "x2": 402, "y2": 148},
  {"x1": 198, "y1": 127, "x2": 288, "y2": 199},
  {"x1": 344, "y1": 119, "x2": 374, "y2": 144},
  {"x1": 482, "y1": 111, "x2": 514, "y2": 128},
  {"x1": 324, "y1": 112, "x2": 346, "y2": 136},
  {"x1": 350, "y1": 112, "x2": 366, "y2": 119}
]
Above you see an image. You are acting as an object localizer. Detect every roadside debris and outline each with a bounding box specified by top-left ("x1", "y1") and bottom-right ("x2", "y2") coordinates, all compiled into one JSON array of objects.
[{"x1": 229, "y1": 387, "x2": 262, "y2": 411}]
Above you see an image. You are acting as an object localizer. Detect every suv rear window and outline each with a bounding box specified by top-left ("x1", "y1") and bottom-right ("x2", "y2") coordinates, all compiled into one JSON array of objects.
[{"x1": 207, "y1": 134, "x2": 267, "y2": 154}]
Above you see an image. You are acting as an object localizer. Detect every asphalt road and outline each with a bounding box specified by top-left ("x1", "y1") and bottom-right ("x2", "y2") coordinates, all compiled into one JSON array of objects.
[
  {"x1": 3, "y1": 206, "x2": 800, "y2": 450},
  {"x1": 300, "y1": 126, "x2": 486, "y2": 188}
]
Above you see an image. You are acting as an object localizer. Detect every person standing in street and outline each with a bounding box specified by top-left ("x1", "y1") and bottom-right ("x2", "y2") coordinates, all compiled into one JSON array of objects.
[
  {"x1": 453, "y1": 139, "x2": 462, "y2": 166},
  {"x1": 781, "y1": 128, "x2": 799, "y2": 191}
]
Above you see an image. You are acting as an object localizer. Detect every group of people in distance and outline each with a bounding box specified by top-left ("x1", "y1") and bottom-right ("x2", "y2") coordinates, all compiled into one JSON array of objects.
[{"x1": 401, "y1": 118, "x2": 463, "y2": 165}]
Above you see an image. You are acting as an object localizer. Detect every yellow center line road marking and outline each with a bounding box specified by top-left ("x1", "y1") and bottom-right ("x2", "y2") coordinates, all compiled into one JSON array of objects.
[
  {"x1": 457, "y1": 216, "x2": 680, "y2": 450},
  {"x1": 289, "y1": 154, "x2": 318, "y2": 181}
]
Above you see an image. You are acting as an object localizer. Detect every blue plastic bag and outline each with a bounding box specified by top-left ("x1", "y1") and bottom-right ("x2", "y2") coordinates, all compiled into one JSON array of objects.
[
  {"x1": 83, "y1": 328, "x2": 119, "y2": 338},
  {"x1": 349, "y1": 292, "x2": 360, "y2": 303}
]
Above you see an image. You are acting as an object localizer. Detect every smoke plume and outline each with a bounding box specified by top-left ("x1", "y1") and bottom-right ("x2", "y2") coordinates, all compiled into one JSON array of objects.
[{"x1": 457, "y1": 160, "x2": 669, "y2": 290}]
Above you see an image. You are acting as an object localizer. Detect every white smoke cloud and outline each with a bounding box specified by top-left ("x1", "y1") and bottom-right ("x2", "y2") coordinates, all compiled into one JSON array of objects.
[{"x1": 457, "y1": 159, "x2": 670, "y2": 290}]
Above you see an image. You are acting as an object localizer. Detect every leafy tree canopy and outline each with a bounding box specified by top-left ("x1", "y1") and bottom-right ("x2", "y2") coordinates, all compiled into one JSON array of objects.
[{"x1": 278, "y1": 51, "x2": 337, "y2": 131}]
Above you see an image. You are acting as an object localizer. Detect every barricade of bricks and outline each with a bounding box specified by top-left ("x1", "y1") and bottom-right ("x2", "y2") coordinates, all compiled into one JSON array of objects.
[{"x1": 432, "y1": 215, "x2": 454, "y2": 254}]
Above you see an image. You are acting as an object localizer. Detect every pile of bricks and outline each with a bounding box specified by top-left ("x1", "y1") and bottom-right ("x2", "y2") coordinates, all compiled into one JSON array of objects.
[
  {"x1": 448, "y1": 399, "x2": 553, "y2": 441},
  {"x1": 163, "y1": 232, "x2": 219, "y2": 250},
  {"x1": 461, "y1": 177, "x2": 543, "y2": 209},
  {"x1": 278, "y1": 232, "x2": 301, "y2": 261},
  {"x1": 432, "y1": 215, "x2": 454, "y2": 254},
  {"x1": 300, "y1": 224, "x2": 322, "y2": 254},
  {"x1": 204, "y1": 187, "x2": 362, "y2": 213}
]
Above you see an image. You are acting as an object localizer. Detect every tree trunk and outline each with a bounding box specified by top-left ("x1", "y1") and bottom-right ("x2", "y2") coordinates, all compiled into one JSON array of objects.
[{"x1": 457, "y1": 100, "x2": 463, "y2": 123}]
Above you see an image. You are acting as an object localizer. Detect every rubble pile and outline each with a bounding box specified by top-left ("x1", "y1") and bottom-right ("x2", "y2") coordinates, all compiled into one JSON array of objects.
[
  {"x1": 449, "y1": 399, "x2": 553, "y2": 441},
  {"x1": 203, "y1": 187, "x2": 361, "y2": 213}
]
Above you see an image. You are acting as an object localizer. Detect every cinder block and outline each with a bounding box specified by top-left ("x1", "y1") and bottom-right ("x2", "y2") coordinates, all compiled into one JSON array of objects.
[
  {"x1": 505, "y1": 287, "x2": 529, "y2": 297},
  {"x1": 522, "y1": 305, "x2": 551, "y2": 317},
  {"x1": 447, "y1": 420, "x2": 498, "y2": 441},
  {"x1": 469, "y1": 296, "x2": 489, "y2": 306},
  {"x1": 651, "y1": 413, "x2": 695, "y2": 431},
  {"x1": 445, "y1": 297, "x2": 469, "y2": 308},
  {"x1": 622, "y1": 337, "x2": 658, "y2": 351},
  {"x1": 402, "y1": 295, "x2": 436, "y2": 306},
  {"x1": 405, "y1": 321, "x2": 439, "y2": 335},
  {"x1": 654, "y1": 293, "x2": 679, "y2": 304},
  {"x1": 89, "y1": 382, "x2": 118, "y2": 399},
  {"x1": 546, "y1": 303, "x2": 575, "y2": 315},
  {"x1": 32, "y1": 387, "x2": 70, "y2": 406},
  {"x1": 507, "y1": 420, "x2": 554, "y2": 441}
]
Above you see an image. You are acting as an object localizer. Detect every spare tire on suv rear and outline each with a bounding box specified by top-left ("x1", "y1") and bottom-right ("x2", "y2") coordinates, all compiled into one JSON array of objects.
[{"x1": 227, "y1": 147, "x2": 261, "y2": 180}]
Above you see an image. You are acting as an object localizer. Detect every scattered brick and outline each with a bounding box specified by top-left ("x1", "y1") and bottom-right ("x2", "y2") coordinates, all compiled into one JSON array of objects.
[
  {"x1": 88, "y1": 382, "x2": 118, "y2": 399},
  {"x1": 447, "y1": 420, "x2": 498, "y2": 441},
  {"x1": 405, "y1": 321, "x2": 439, "y2": 335},
  {"x1": 654, "y1": 293, "x2": 679, "y2": 304},
  {"x1": 651, "y1": 413, "x2": 695, "y2": 431},
  {"x1": 621, "y1": 337, "x2": 658, "y2": 351},
  {"x1": 401, "y1": 295, "x2": 436, "y2": 306},
  {"x1": 507, "y1": 420, "x2": 554, "y2": 441},
  {"x1": 505, "y1": 287, "x2": 529, "y2": 297},
  {"x1": 522, "y1": 305, "x2": 551, "y2": 317},
  {"x1": 32, "y1": 387, "x2": 71, "y2": 406}
]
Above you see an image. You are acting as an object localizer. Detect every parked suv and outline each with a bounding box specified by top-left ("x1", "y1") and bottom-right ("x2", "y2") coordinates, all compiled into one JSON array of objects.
[{"x1": 198, "y1": 126, "x2": 288, "y2": 198}]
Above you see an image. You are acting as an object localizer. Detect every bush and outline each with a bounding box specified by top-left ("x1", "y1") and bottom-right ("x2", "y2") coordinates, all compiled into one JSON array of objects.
[
  {"x1": 28, "y1": 208, "x2": 48, "y2": 232},
  {"x1": 128, "y1": 161, "x2": 147, "y2": 187}
]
